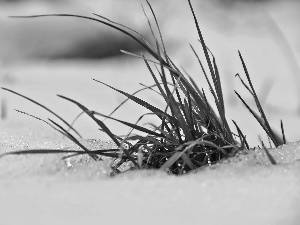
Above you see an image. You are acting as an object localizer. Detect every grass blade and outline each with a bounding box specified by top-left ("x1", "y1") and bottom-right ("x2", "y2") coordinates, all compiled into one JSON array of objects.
[
  {"x1": 92, "y1": 111, "x2": 166, "y2": 138},
  {"x1": 232, "y1": 120, "x2": 249, "y2": 150},
  {"x1": 57, "y1": 95, "x2": 139, "y2": 167},
  {"x1": 280, "y1": 120, "x2": 287, "y2": 144},
  {"x1": 57, "y1": 95, "x2": 120, "y2": 146},
  {"x1": 92, "y1": 13, "x2": 153, "y2": 51},
  {"x1": 10, "y1": 14, "x2": 166, "y2": 66},
  {"x1": 106, "y1": 83, "x2": 161, "y2": 119},
  {"x1": 1, "y1": 87, "x2": 81, "y2": 138},
  {"x1": 238, "y1": 51, "x2": 284, "y2": 147},
  {"x1": 92, "y1": 79, "x2": 177, "y2": 124},
  {"x1": 0, "y1": 149, "x2": 79, "y2": 158},
  {"x1": 145, "y1": 0, "x2": 168, "y2": 61},
  {"x1": 261, "y1": 141, "x2": 277, "y2": 165},
  {"x1": 188, "y1": 0, "x2": 215, "y2": 92},
  {"x1": 46, "y1": 119, "x2": 99, "y2": 161}
]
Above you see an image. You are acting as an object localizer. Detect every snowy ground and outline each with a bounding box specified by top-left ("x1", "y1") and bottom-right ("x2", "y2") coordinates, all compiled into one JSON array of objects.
[
  {"x1": 1, "y1": 0, "x2": 300, "y2": 224},
  {"x1": 1, "y1": 121, "x2": 300, "y2": 225}
]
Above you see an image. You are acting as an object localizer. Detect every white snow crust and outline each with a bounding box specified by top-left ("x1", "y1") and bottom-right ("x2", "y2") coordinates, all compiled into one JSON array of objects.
[{"x1": 0, "y1": 121, "x2": 299, "y2": 225}]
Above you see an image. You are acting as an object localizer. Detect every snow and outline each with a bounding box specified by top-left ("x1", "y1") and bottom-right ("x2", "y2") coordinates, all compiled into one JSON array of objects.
[
  {"x1": 1, "y1": 0, "x2": 300, "y2": 224},
  {"x1": 0, "y1": 120, "x2": 300, "y2": 225}
]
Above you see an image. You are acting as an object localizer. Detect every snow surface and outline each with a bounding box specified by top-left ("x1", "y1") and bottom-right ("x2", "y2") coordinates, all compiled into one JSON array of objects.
[{"x1": 1, "y1": 120, "x2": 300, "y2": 225}]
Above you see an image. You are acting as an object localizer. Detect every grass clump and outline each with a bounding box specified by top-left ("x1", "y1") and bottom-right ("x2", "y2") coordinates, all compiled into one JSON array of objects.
[{"x1": 1, "y1": 0, "x2": 285, "y2": 175}]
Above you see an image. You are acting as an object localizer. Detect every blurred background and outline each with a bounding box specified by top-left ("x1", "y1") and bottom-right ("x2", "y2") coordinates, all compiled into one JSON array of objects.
[{"x1": 1, "y1": 0, "x2": 300, "y2": 147}]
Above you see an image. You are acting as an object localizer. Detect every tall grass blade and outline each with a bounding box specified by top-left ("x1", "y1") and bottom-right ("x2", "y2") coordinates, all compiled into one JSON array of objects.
[
  {"x1": 280, "y1": 120, "x2": 286, "y2": 144},
  {"x1": 238, "y1": 51, "x2": 284, "y2": 147},
  {"x1": 188, "y1": 0, "x2": 215, "y2": 91},
  {"x1": 235, "y1": 91, "x2": 274, "y2": 137},
  {"x1": 145, "y1": 0, "x2": 168, "y2": 61},
  {"x1": 143, "y1": 55, "x2": 168, "y2": 102}
]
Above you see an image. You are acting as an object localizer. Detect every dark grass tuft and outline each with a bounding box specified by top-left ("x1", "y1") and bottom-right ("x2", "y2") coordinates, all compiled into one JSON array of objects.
[{"x1": 1, "y1": 0, "x2": 286, "y2": 175}]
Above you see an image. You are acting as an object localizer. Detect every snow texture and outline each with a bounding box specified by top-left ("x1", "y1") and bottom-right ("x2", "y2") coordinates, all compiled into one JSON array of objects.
[{"x1": 0, "y1": 121, "x2": 299, "y2": 225}]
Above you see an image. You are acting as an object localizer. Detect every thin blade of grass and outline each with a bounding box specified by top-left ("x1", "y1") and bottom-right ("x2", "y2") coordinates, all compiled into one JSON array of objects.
[
  {"x1": 120, "y1": 50, "x2": 158, "y2": 64},
  {"x1": 62, "y1": 151, "x2": 129, "y2": 160},
  {"x1": 155, "y1": 41, "x2": 194, "y2": 141},
  {"x1": 235, "y1": 73, "x2": 254, "y2": 95},
  {"x1": 67, "y1": 111, "x2": 84, "y2": 133},
  {"x1": 210, "y1": 53, "x2": 233, "y2": 140},
  {"x1": 185, "y1": 71, "x2": 204, "y2": 99},
  {"x1": 261, "y1": 141, "x2": 277, "y2": 165},
  {"x1": 188, "y1": 0, "x2": 215, "y2": 94},
  {"x1": 61, "y1": 149, "x2": 120, "y2": 160},
  {"x1": 176, "y1": 139, "x2": 228, "y2": 155},
  {"x1": 235, "y1": 91, "x2": 284, "y2": 147},
  {"x1": 1, "y1": 87, "x2": 81, "y2": 138},
  {"x1": 145, "y1": 0, "x2": 168, "y2": 61},
  {"x1": 124, "y1": 112, "x2": 155, "y2": 138},
  {"x1": 146, "y1": 122, "x2": 180, "y2": 144},
  {"x1": 235, "y1": 91, "x2": 273, "y2": 137},
  {"x1": 0, "y1": 149, "x2": 82, "y2": 158},
  {"x1": 143, "y1": 54, "x2": 168, "y2": 102},
  {"x1": 182, "y1": 98, "x2": 193, "y2": 134},
  {"x1": 211, "y1": 53, "x2": 224, "y2": 113},
  {"x1": 14, "y1": 109, "x2": 67, "y2": 137},
  {"x1": 92, "y1": 79, "x2": 178, "y2": 124},
  {"x1": 141, "y1": 4, "x2": 158, "y2": 45},
  {"x1": 232, "y1": 120, "x2": 250, "y2": 150},
  {"x1": 190, "y1": 45, "x2": 221, "y2": 117},
  {"x1": 238, "y1": 51, "x2": 284, "y2": 147},
  {"x1": 170, "y1": 70, "x2": 188, "y2": 127},
  {"x1": 57, "y1": 95, "x2": 120, "y2": 146},
  {"x1": 106, "y1": 83, "x2": 160, "y2": 119},
  {"x1": 93, "y1": 111, "x2": 165, "y2": 138},
  {"x1": 123, "y1": 50, "x2": 211, "y2": 120},
  {"x1": 13, "y1": 109, "x2": 99, "y2": 161},
  {"x1": 123, "y1": 135, "x2": 164, "y2": 147},
  {"x1": 139, "y1": 83, "x2": 162, "y2": 95},
  {"x1": 48, "y1": 118, "x2": 98, "y2": 160},
  {"x1": 10, "y1": 14, "x2": 164, "y2": 64},
  {"x1": 57, "y1": 95, "x2": 139, "y2": 167},
  {"x1": 280, "y1": 120, "x2": 287, "y2": 144},
  {"x1": 92, "y1": 13, "x2": 154, "y2": 51}
]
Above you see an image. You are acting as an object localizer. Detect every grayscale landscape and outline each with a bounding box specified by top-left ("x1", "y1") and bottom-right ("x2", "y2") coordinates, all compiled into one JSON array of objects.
[{"x1": 1, "y1": 0, "x2": 300, "y2": 224}]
